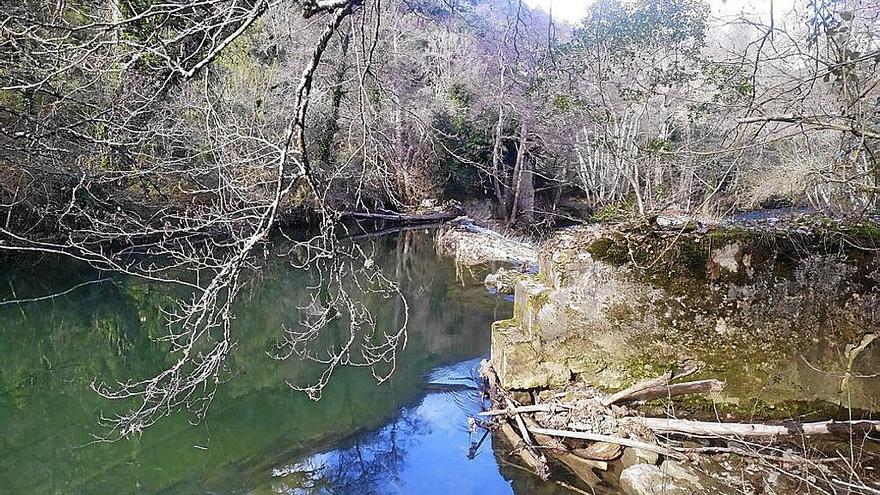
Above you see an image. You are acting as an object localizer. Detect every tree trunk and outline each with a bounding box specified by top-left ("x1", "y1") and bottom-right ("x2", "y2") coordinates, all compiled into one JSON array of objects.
[
  {"x1": 517, "y1": 158, "x2": 535, "y2": 222},
  {"x1": 491, "y1": 105, "x2": 507, "y2": 207},
  {"x1": 507, "y1": 123, "x2": 533, "y2": 224},
  {"x1": 315, "y1": 25, "x2": 351, "y2": 167}
]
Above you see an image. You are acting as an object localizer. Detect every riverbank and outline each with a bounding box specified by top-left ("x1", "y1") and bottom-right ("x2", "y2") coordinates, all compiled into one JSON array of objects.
[{"x1": 447, "y1": 215, "x2": 880, "y2": 493}]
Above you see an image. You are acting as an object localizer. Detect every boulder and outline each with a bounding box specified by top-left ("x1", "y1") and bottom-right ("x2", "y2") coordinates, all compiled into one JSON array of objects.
[
  {"x1": 619, "y1": 460, "x2": 740, "y2": 495},
  {"x1": 491, "y1": 223, "x2": 880, "y2": 415},
  {"x1": 619, "y1": 463, "x2": 699, "y2": 495},
  {"x1": 483, "y1": 267, "x2": 523, "y2": 295},
  {"x1": 620, "y1": 446, "x2": 659, "y2": 468}
]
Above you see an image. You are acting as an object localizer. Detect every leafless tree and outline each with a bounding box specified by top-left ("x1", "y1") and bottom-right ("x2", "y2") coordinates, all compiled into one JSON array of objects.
[{"x1": 0, "y1": 0, "x2": 414, "y2": 438}]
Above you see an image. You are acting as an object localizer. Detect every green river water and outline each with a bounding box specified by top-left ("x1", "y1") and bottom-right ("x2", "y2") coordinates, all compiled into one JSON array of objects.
[{"x1": 0, "y1": 231, "x2": 578, "y2": 494}]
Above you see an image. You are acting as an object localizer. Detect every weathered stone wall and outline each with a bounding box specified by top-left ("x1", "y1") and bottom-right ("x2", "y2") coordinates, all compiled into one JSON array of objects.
[{"x1": 491, "y1": 222, "x2": 880, "y2": 415}]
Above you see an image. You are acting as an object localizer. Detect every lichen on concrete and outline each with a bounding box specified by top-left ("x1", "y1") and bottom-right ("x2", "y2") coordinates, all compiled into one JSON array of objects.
[{"x1": 489, "y1": 220, "x2": 880, "y2": 417}]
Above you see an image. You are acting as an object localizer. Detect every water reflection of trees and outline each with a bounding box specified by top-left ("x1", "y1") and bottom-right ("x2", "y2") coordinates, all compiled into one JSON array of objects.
[
  {"x1": 492, "y1": 435, "x2": 603, "y2": 495},
  {"x1": 271, "y1": 408, "x2": 426, "y2": 494},
  {"x1": 0, "y1": 235, "x2": 509, "y2": 493},
  {"x1": 264, "y1": 356, "x2": 485, "y2": 493}
]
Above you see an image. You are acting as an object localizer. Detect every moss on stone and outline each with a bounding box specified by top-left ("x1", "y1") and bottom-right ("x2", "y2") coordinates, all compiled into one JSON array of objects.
[
  {"x1": 585, "y1": 236, "x2": 628, "y2": 264},
  {"x1": 640, "y1": 394, "x2": 845, "y2": 421},
  {"x1": 490, "y1": 220, "x2": 880, "y2": 414}
]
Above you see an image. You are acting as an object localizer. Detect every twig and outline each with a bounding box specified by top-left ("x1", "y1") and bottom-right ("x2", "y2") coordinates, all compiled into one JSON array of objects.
[
  {"x1": 831, "y1": 478, "x2": 880, "y2": 495},
  {"x1": 479, "y1": 403, "x2": 575, "y2": 417},
  {"x1": 0, "y1": 278, "x2": 112, "y2": 306}
]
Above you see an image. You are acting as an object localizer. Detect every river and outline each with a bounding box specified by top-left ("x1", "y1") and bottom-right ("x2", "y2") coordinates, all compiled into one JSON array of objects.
[{"x1": 0, "y1": 231, "x2": 584, "y2": 494}]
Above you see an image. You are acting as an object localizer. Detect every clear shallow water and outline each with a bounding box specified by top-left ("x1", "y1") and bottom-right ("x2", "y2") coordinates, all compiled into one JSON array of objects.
[{"x1": 0, "y1": 232, "x2": 577, "y2": 494}]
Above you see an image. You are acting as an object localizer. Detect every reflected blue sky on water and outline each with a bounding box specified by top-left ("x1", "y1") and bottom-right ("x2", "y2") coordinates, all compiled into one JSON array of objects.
[
  {"x1": 265, "y1": 358, "x2": 517, "y2": 494},
  {"x1": 265, "y1": 358, "x2": 559, "y2": 495}
]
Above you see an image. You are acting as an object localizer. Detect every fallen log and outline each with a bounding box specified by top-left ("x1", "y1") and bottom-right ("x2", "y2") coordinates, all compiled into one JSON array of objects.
[
  {"x1": 345, "y1": 222, "x2": 446, "y2": 240},
  {"x1": 501, "y1": 407, "x2": 622, "y2": 462},
  {"x1": 630, "y1": 417, "x2": 880, "y2": 438},
  {"x1": 521, "y1": 416, "x2": 608, "y2": 481},
  {"x1": 340, "y1": 210, "x2": 459, "y2": 223},
  {"x1": 497, "y1": 421, "x2": 550, "y2": 480},
  {"x1": 528, "y1": 427, "x2": 682, "y2": 459},
  {"x1": 602, "y1": 363, "x2": 699, "y2": 406},
  {"x1": 622, "y1": 379, "x2": 725, "y2": 403},
  {"x1": 496, "y1": 458, "x2": 596, "y2": 495},
  {"x1": 423, "y1": 382, "x2": 479, "y2": 393},
  {"x1": 507, "y1": 398, "x2": 537, "y2": 446}
]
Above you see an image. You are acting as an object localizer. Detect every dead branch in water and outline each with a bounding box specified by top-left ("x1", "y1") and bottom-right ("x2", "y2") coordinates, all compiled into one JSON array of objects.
[
  {"x1": 481, "y1": 361, "x2": 550, "y2": 480},
  {"x1": 479, "y1": 404, "x2": 575, "y2": 417},
  {"x1": 339, "y1": 211, "x2": 460, "y2": 223},
  {"x1": 480, "y1": 359, "x2": 880, "y2": 493},
  {"x1": 527, "y1": 427, "x2": 681, "y2": 459},
  {"x1": 496, "y1": 421, "x2": 550, "y2": 480}
]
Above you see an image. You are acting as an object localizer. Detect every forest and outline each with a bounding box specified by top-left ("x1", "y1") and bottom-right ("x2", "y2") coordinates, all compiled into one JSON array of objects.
[{"x1": 2, "y1": 1, "x2": 880, "y2": 493}]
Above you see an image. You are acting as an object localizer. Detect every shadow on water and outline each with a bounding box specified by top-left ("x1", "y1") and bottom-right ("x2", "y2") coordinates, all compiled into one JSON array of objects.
[{"x1": 0, "y1": 230, "x2": 578, "y2": 494}]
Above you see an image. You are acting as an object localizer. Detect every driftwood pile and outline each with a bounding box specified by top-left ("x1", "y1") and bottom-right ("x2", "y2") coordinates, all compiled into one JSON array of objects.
[{"x1": 478, "y1": 361, "x2": 880, "y2": 491}]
